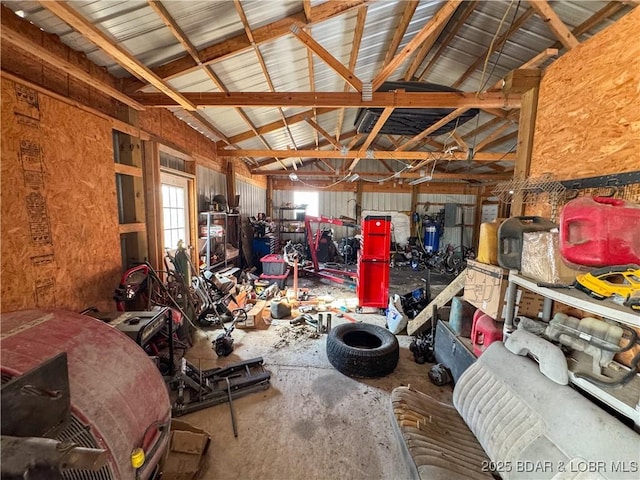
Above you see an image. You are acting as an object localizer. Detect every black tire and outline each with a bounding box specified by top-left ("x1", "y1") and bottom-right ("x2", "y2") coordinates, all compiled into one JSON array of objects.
[{"x1": 326, "y1": 323, "x2": 399, "y2": 378}]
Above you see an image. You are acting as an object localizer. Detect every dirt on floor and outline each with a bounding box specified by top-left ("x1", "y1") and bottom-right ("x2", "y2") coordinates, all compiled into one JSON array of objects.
[{"x1": 179, "y1": 266, "x2": 455, "y2": 480}]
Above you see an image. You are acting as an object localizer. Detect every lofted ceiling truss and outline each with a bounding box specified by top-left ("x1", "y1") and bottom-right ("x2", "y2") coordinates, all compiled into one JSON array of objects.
[{"x1": 2, "y1": 0, "x2": 636, "y2": 186}]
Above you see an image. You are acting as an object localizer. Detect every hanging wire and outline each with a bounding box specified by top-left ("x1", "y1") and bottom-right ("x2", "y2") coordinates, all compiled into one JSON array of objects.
[
  {"x1": 476, "y1": 0, "x2": 517, "y2": 95},
  {"x1": 471, "y1": 1, "x2": 520, "y2": 151}
]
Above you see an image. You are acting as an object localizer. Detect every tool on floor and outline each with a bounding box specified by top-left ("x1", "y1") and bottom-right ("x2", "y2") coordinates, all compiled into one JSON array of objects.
[
  {"x1": 170, "y1": 357, "x2": 271, "y2": 417},
  {"x1": 213, "y1": 308, "x2": 247, "y2": 357},
  {"x1": 224, "y1": 377, "x2": 238, "y2": 438}
]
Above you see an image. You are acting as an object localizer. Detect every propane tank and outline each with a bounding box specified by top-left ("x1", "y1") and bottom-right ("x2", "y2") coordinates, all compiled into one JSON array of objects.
[{"x1": 423, "y1": 216, "x2": 440, "y2": 254}]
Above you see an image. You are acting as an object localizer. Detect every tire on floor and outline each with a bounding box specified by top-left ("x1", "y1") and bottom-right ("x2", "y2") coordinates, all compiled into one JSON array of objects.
[{"x1": 326, "y1": 323, "x2": 399, "y2": 377}]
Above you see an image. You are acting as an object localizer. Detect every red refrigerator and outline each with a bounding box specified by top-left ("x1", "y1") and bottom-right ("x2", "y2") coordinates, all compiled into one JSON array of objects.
[{"x1": 357, "y1": 215, "x2": 392, "y2": 307}]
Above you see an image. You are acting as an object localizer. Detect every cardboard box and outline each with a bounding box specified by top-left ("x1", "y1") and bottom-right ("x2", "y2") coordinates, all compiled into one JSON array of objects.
[
  {"x1": 463, "y1": 260, "x2": 509, "y2": 321},
  {"x1": 161, "y1": 419, "x2": 211, "y2": 480},
  {"x1": 236, "y1": 300, "x2": 267, "y2": 329}
]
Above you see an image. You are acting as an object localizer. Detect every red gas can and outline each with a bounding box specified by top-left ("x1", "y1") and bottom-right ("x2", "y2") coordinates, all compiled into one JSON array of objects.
[
  {"x1": 471, "y1": 312, "x2": 503, "y2": 357},
  {"x1": 560, "y1": 196, "x2": 640, "y2": 267}
]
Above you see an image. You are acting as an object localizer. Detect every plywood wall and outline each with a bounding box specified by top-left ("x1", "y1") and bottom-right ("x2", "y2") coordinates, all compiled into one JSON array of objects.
[
  {"x1": 1, "y1": 78, "x2": 121, "y2": 313},
  {"x1": 530, "y1": 7, "x2": 640, "y2": 180}
]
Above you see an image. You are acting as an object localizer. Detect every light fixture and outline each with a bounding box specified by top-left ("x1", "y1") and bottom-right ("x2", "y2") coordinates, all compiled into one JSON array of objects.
[
  {"x1": 408, "y1": 175, "x2": 433, "y2": 186},
  {"x1": 289, "y1": 172, "x2": 298, "y2": 181},
  {"x1": 347, "y1": 173, "x2": 360, "y2": 182}
]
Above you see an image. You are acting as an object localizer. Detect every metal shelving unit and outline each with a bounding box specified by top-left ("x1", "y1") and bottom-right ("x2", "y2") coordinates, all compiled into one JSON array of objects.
[
  {"x1": 506, "y1": 271, "x2": 640, "y2": 426},
  {"x1": 277, "y1": 205, "x2": 306, "y2": 247},
  {"x1": 199, "y1": 212, "x2": 241, "y2": 271}
]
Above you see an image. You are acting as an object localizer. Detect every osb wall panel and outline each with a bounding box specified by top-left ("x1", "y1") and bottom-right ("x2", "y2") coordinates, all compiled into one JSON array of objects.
[
  {"x1": 0, "y1": 6, "x2": 118, "y2": 118},
  {"x1": 530, "y1": 7, "x2": 640, "y2": 180},
  {"x1": 1, "y1": 78, "x2": 121, "y2": 313}
]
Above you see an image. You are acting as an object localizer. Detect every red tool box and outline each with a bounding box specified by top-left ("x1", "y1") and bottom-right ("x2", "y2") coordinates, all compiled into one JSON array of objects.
[{"x1": 357, "y1": 216, "x2": 391, "y2": 308}]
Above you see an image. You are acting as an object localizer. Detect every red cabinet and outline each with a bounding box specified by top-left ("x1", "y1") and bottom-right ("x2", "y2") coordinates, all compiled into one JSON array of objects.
[{"x1": 357, "y1": 216, "x2": 391, "y2": 308}]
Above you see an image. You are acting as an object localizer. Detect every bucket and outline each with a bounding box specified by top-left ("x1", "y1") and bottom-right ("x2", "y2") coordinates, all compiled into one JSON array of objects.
[
  {"x1": 497, "y1": 216, "x2": 557, "y2": 270},
  {"x1": 560, "y1": 196, "x2": 640, "y2": 267},
  {"x1": 471, "y1": 313, "x2": 503, "y2": 357},
  {"x1": 477, "y1": 219, "x2": 506, "y2": 265}
]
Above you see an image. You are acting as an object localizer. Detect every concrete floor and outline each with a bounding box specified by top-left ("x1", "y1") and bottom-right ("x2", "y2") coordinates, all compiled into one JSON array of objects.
[{"x1": 179, "y1": 266, "x2": 454, "y2": 480}]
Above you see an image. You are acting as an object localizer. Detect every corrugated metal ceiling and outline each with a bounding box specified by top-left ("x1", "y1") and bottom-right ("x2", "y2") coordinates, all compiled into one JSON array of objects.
[{"x1": 3, "y1": 0, "x2": 634, "y2": 182}]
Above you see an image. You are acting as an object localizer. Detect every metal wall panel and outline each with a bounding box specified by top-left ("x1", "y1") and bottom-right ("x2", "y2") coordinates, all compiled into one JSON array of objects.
[
  {"x1": 196, "y1": 165, "x2": 226, "y2": 212},
  {"x1": 236, "y1": 179, "x2": 266, "y2": 217},
  {"x1": 417, "y1": 193, "x2": 477, "y2": 251},
  {"x1": 319, "y1": 190, "x2": 357, "y2": 239},
  {"x1": 362, "y1": 192, "x2": 412, "y2": 212}
]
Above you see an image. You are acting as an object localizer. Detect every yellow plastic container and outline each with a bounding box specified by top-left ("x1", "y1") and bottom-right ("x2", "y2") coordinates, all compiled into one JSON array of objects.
[{"x1": 476, "y1": 219, "x2": 505, "y2": 265}]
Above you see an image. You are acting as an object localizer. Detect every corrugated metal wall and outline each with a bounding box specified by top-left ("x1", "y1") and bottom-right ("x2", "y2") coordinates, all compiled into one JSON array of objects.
[
  {"x1": 196, "y1": 165, "x2": 227, "y2": 212},
  {"x1": 236, "y1": 179, "x2": 266, "y2": 217},
  {"x1": 271, "y1": 189, "x2": 479, "y2": 251},
  {"x1": 418, "y1": 193, "x2": 477, "y2": 251},
  {"x1": 362, "y1": 192, "x2": 412, "y2": 211}
]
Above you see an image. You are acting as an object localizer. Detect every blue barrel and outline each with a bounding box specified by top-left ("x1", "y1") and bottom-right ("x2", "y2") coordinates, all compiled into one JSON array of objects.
[{"x1": 423, "y1": 218, "x2": 440, "y2": 253}]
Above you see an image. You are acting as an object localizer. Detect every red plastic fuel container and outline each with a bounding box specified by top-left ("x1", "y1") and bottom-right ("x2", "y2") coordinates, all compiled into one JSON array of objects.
[
  {"x1": 560, "y1": 196, "x2": 640, "y2": 267},
  {"x1": 471, "y1": 312, "x2": 503, "y2": 357}
]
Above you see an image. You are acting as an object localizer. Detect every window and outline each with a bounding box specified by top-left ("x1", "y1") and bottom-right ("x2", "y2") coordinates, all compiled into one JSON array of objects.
[
  {"x1": 294, "y1": 190, "x2": 319, "y2": 216},
  {"x1": 161, "y1": 173, "x2": 190, "y2": 252}
]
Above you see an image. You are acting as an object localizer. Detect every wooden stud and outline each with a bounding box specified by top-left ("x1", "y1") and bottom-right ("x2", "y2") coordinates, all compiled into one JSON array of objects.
[
  {"x1": 385, "y1": 1, "x2": 420, "y2": 67},
  {"x1": 511, "y1": 87, "x2": 540, "y2": 215},
  {"x1": 396, "y1": 108, "x2": 469, "y2": 152}
]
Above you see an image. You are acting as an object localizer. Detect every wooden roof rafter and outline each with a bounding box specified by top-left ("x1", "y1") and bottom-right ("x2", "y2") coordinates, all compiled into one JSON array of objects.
[
  {"x1": 348, "y1": 106, "x2": 395, "y2": 171},
  {"x1": 39, "y1": 1, "x2": 197, "y2": 111},
  {"x1": 528, "y1": 0, "x2": 579, "y2": 50},
  {"x1": 452, "y1": 5, "x2": 536, "y2": 89},
  {"x1": 335, "y1": 5, "x2": 368, "y2": 141},
  {"x1": 373, "y1": 0, "x2": 462, "y2": 90},
  {"x1": 417, "y1": 0, "x2": 479, "y2": 81},
  {"x1": 123, "y1": 0, "x2": 369, "y2": 93},
  {"x1": 234, "y1": 0, "x2": 299, "y2": 169}
]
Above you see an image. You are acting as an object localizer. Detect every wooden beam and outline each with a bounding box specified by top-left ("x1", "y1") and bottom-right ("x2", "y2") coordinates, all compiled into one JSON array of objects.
[
  {"x1": 486, "y1": 49, "x2": 558, "y2": 91},
  {"x1": 397, "y1": 108, "x2": 469, "y2": 151},
  {"x1": 228, "y1": 108, "x2": 337, "y2": 144},
  {"x1": 114, "y1": 163, "x2": 143, "y2": 178},
  {"x1": 373, "y1": 0, "x2": 462, "y2": 90},
  {"x1": 473, "y1": 122, "x2": 512, "y2": 152},
  {"x1": 223, "y1": 149, "x2": 515, "y2": 162},
  {"x1": 123, "y1": 0, "x2": 367, "y2": 92},
  {"x1": 502, "y1": 68, "x2": 542, "y2": 95},
  {"x1": 550, "y1": 2, "x2": 626, "y2": 51},
  {"x1": 0, "y1": 24, "x2": 143, "y2": 110},
  {"x1": 418, "y1": 1, "x2": 478, "y2": 80},
  {"x1": 254, "y1": 170, "x2": 511, "y2": 180},
  {"x1": 407, "y1": 269, "x2": 467, "y2": 335},
  {"x1": 511, "y1": 84, "x2": 540, "y2": 215},
  {"x1": 147, "y1": 1, "x2": 200, "y2": 62},
  {"x1": 453, "y1": 6, "x2": 536, "y2": 89},
  {"x1": 477, "y1": 131, "x2": 519, "y2": 152},
  {"x1": 451, "y1": 132, "x2": 469, "y2": 152},
  {"x1": 303, "y1": 0, "x2": 313, "y2": 23},
  {"x1": 305, "y1": 118, "x2": 343, "y2": 149},
  {"x1": 131, "y1": 91, "x2": 521, "y2": 109},
  {"x1": 349, "y1": 107, "x2": 394, "y2": 171},
  {"x1": 40, "y1": 1, "x2": 197, "y2": 111},
  {"x1": 143, "y1": 141, "x2": 162, "y2": 270},
  {"x1": 403, "y1": 1, "x2": 455, "y2": 81},
  {"x1": 529, "y1": 0, "x2": 579, "y2": 50},
  {"x1": 385, "y1": 0, "x2": 420, "y2": 67},
  {"x1": 336, "y1": 5, "x2": 368, "y2": 140},
  {"x1": 290, "y1": 25, "x2": 363, "y2": 92}
]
